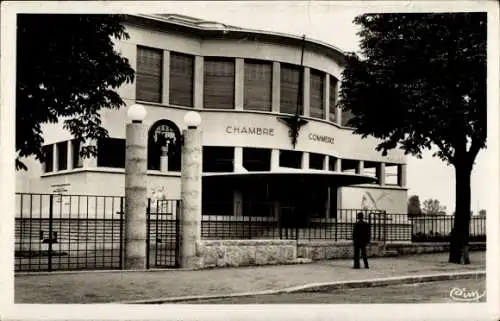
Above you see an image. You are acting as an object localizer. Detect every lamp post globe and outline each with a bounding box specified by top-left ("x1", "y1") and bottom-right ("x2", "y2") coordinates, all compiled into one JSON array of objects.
[
  {"x1": 184, "y1": 111, "x2": 202, "y2": 128},
  {"x1": 127, "y1": 104, "x2": 147, "y2": 123}
]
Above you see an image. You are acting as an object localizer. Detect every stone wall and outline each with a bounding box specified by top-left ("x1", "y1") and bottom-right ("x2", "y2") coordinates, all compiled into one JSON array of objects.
[
  {"x1": 297, "y1": 240, "x2": 383, "y2": 261},
  {"x1": 195, "y1": 240, "x2": 297, "y2": 268}
]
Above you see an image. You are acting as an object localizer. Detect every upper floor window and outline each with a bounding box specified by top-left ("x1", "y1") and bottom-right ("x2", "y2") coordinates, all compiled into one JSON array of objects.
[
  {"x1": 203, "y1": 58, "x2": 235, "y2": 109},
  {"x1": 136, "y1": 46, "x2": 163, "y2": 103},
  {"x1": 309, "y1": 153, "x2": 324, "y2": 170},
  {"x1": 56, "y1": 142, "x2": 68, "y2": 171},
  {"x1": 244, "y1": 60, "x2": 272, "y2": 112},
  {"x1": 43, "y1": 145, "x2": 54, "y2": 173},
  {"x1": 280, "y1": 64, "x2": 302, "y2": 115},
  {"x1": 72, "y1": 139, "x2": 83, "y2": 169},
  {"x1": 329, "y1": 76, "x2": 338, "y2": 123},
  {"x1": 169, "y1": 52, "x2": 194, "y2": 107},
  {"x1": 97, "y1": 138, "x2": 125, "y2": 168},
  {"x1": 310, "y1": 69, "x2": 325, "y2": 119}
]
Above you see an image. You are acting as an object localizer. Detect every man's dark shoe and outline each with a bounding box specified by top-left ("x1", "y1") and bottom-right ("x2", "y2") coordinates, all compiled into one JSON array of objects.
[
  {"x1": 365, "y1": 266, "x2": 369, "y2": 269},
  {"x1": 353, "y1": 266, "x2": 360, "y2": 269}
]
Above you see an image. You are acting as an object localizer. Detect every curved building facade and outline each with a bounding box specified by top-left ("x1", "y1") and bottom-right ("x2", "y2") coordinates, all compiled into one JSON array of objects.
[{"x1": 16, "y1": 14, "x2": 408, "y2": 220}]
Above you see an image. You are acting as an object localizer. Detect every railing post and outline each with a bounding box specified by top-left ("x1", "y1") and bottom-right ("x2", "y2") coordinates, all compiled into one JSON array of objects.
[
  {"x1": 48, "y1": 194, "x2": 54, "y2": 272},
  {"x1": 146, "y1": 198, "x2": 151, "y2": 270},
  {"x1": 175, "y1": 200, "x2": 182, "y2": 268},
  {"x1": 119, "y1": 197, "x2": 124, "y2": 270}
]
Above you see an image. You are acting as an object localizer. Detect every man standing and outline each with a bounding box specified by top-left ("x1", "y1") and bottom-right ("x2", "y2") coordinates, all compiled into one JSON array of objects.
[{"x1": 352, "y1": 212, "x2": 370, "y2": 269}]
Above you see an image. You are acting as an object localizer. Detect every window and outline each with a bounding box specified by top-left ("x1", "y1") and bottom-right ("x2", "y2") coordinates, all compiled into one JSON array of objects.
[
  {"x1": 280, "y1": 64, "x2": 302, "y2": 114},
  {"x1": 341, "y1": 109, "x2": 355, "y2": 127},
  {"x1": 56, "y1": 142, "x2": 68, "y2": 171},
  {"x1": 43, "y1": 145, "x2": 53, "y2": 173},
  {"x1": 341, "y1": 159, "x2": 357, "y2": 174},
  {"x1": 203, "y1": 58, "x2": 235, "y2": 109},
  {"x1": 309, "y1": 153, "x2": 324, "y2": 170},
  {"x1": 328, "y1": 156, "x2": 337, "y2": 171},
  {"x1": 385, "y1": 163, "x2": 399, "y2": 185},
  {"x1": 363, "y1": 161, "x2": 378, "y2": 179},
  {"x1": 169, "y1": 52, "x2": 194, "y2": 107},
  {"x1": 244, "y1": 60, "x2": 272, "y2": 111},
  {"x1": 202, "y1": 183, "x2": 233, "y2": 216},
  {"x1": 136, "y1": 46, "x2": 163, "y2": 103},
  {"x1": 243, "y1": 148, "x2": 271, "y2": 172},
  {"x1": 203, "y1": 146, "x2": 234, "y2": 172},
  {"x1": 72, "y1": 140, "x2": 82, "y2": 168},
  {"x1": 310, "y1": 70, "x2": 325, "y2": 119},
  {"x1": 97, "y1": 138, "x2": 125, "y2": 168},
  {"x1": 329, "y1": 76, "x2": 338, "y2": 122},
  {"x1": 279, "y1": 150, "x2": 302, "y2": 169}
]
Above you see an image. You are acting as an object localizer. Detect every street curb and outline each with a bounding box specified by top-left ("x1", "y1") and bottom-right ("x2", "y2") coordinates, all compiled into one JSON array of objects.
[{"x1": 116, "y1": 270, "x2": 485, "y2": 304}]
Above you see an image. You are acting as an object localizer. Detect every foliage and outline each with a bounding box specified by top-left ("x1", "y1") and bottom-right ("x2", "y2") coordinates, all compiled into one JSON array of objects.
[
  {"x1": 339, "y1": 13, "x2": 486, "y2": 165},
  {"x1": 407, "y1": 195, "x2": 422, "y2": 215},
  {"x1": 16, "y1": 14, "x2": 135, "y2": 170},
  {"x1": 422, "y1": 198, "x2": 447, "y2": 215},
  {"x1": 339, "y1": 12, "x2": 486, "y2": 264}
]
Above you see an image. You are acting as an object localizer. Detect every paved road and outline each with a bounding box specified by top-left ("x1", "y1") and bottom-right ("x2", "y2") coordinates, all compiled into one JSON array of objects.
[
  {"x1": 187, "y1": 278, "x2": 486, "y2": 304},
  {"x1": 15, "y1": 251, "x2": 485, "y2": 304}
]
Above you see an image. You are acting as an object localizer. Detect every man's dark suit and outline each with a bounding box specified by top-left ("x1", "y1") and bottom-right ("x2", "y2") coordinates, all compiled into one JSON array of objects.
[{"x1": 352, "y1": 219, "x2": 371, "y2": 269}]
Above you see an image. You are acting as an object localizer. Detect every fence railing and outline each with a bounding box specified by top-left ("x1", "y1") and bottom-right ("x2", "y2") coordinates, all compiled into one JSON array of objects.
[{"x1": 15, "y1": 193, "x2": 486, "y2": 272}]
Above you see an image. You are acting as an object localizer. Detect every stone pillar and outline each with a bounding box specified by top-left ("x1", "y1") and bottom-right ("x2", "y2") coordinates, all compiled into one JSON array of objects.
[
  {"x1": 235, "y1": 58, "x2": 244, "y2": 110},
  {"x1": 67, "y1": 140, "x2": 73, "y2": 170},
  {"x1": 324, "y1": 74, "x2": 330, "y2": 121},
  {"x1": 162, "y1": 50, "x2": 171, "y2": 106},
  {"x1": 303, "y1": 67, "x2": 310, "y2": 116},
  {"x1": 194, "y1": 56, "x2": 204, "y2": 109},
  {"x1": 377, "y1": 163, "x2": 386, "y2": 186},
  {"x1": 82, "y1": 139, "x2": 97, "y2": 168},
  {"x1": 181, "y1": 127, "x2": 203, "y2": 269},
  {"x1": 357, "y1": 160, "x2": 364, "y2": 175},
  {"x1": 271, "y1": 149, "x2": 280, "y2": 170},
  {"x1": 125, "y1": 122, "x2": 148, "y2": 270},
  {"x1": 301, "y1": 152, "x2": 309, "y2": 169},
  {"x1": 334, "y1": 80, "x2": 342, "y2": 125},
  {"x1": 234, "y1": 147, "x2": 243, "y2": 172},
  {"x1": 53, "y1": 143, "x2": 58, "y2": 171},
  {"x1": 398, "y1": 164, "x2": 407, "y2": 187},
  {"x1": 334, "y1": 158, "x2": 341, "y2": 172},
  {"x1": 272, "y1": 62, "x2": 281, "y2": 113},
  {"x1": 160, "y1": 145, "x2": 169, "y2": 172}
]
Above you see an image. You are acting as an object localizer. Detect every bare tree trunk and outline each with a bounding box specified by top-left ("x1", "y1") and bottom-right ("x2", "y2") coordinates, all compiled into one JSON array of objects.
[{"x1": 449, "y1": 163, "x2": 472, "y2": 264}]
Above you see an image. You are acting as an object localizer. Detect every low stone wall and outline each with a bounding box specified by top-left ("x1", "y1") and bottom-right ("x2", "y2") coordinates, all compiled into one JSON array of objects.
[
  {"x1": 195, "y1": 240, "x2": 297, "y2": 268},
  {"x1": 384, "y1": 242, "x2": 486, "y2": 255},
  {"x1": 297, "y1": 240, "x2": 383, "y2": 261},
  {"x1": 297, "y1": 240, "x2": 486, "y2": 261}
]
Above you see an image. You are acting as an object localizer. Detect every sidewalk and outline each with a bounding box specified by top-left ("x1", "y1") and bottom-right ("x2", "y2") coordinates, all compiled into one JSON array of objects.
[{"x1": 14, "y1": 251, "x2": 485, "y2": 304}]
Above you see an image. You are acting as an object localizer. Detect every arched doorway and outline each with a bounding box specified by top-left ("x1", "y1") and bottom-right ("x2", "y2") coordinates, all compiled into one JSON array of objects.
[{"x1": 148, "y1": 119, "x2": 182, "y2": 171}]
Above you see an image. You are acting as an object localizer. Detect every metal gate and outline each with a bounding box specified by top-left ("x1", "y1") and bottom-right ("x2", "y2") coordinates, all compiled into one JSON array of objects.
[{"x1": 146, "y1": 199, "x2": 181, "y2": 268}]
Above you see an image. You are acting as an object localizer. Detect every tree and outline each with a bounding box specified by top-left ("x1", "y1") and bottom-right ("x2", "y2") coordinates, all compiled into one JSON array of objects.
[
  {"x1": 339, "y1": 13, "x2": 486, "y2": 264},
  {"x1": 16, "y1": 14, "x2": 135, "y2": 170},
  {"x1": 407, "y1": 195, "x2": 422, "y2": 216},
  {"x1": 422, "y1": 198, "x2": 447, "y2": 215}
]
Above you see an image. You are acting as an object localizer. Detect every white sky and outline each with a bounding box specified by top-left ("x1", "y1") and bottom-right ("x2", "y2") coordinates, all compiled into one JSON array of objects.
[{"x1": 145, "y1": 1, "x2": 493, "y2": 214}]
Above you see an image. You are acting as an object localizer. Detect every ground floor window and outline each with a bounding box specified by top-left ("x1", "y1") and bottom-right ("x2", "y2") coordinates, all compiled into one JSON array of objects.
[
  {"x1": 243, "y1": 148, "x2": 271, "y2": 172},
  {"x1": 203, "y1": 146, "x2": 234, "y2": 172},
  {"x1": 279, "y1": 150, "x2": 302, "y2": 169}
]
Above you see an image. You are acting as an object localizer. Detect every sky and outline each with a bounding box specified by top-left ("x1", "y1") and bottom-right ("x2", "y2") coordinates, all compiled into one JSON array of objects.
[{"x1": 141, "y1": 1, "x2": 495, "y2": 214}]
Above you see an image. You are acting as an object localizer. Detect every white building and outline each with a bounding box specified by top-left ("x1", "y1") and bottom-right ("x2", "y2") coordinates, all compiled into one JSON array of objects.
[{"x1": 16, "y1": 14, "x2": 408, "y2": 221}]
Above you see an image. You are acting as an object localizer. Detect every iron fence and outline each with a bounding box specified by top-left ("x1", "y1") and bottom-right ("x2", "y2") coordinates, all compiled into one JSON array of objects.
[
  {"x1": 15, "y1": 192, "x2": 486, "y2": 272},
  {"x1": 15, "y1": 193, "x2": 124, "y2": 272}
]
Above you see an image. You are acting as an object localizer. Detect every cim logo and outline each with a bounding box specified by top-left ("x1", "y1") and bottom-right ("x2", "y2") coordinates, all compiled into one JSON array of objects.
[{"x1": 449, "y1": 287, "x2": 486, "y2": 302}]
